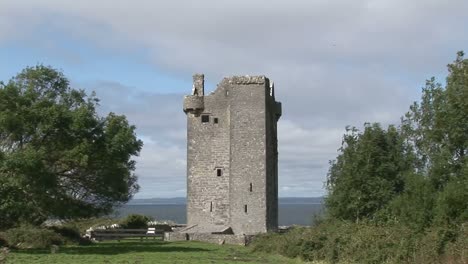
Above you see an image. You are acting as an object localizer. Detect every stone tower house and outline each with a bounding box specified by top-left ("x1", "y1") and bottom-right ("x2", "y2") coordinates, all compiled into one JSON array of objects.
[{"x1": 183, "y1": 74, "x2": 281, "y2": 236}]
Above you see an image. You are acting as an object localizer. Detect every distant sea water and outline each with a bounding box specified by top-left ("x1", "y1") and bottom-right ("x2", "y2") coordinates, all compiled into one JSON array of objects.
[{"x1": 115, "y1": 203, "x2": 324, "y2": 226}]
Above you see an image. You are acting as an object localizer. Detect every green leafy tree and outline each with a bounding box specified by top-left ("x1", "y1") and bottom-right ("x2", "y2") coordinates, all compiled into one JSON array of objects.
[
  {"x1": 327, "y1": 52, "x2": 468, "y2": 226},
  {"x1": 0, "y1": 65, "x2": 143, "y2": 229},
  {"x1": 400, "y1": 78, "x2": 445, "y2": 178},
  {"x1": 326, "y1": 124, "x2": 414, "y2": 222},
  {"x1": 444, "y1": 52, "x2": 468, "y2": 174},
  {"x1": 400, "y1": 52, "x2": 468, "y2": 225}
]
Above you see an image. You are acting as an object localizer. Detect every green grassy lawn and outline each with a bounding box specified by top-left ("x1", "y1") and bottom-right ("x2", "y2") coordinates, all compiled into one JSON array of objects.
[{"x1": 5, "y1": 239, "x2": 304, "y2": 264}]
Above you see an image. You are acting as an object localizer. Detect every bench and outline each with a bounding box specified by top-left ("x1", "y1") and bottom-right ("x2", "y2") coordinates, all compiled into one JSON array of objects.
[{"x1": 90, "y1": 228, "x2": 165, "y2": 241}]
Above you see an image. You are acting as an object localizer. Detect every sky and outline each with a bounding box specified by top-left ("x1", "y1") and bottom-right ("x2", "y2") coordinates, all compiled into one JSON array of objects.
[{"x1": 1, "y1": 0, "x2": 467, "y2": 198}]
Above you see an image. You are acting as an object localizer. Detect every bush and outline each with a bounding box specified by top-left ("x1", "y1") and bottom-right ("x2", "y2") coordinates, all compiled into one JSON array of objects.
[
  {"x1": 48, "y1": 225, "x2": 82, "y2": 244},
  {"x1": 0, "y1": 232, "x2": 8, "y2": 247},
  {"x1": 0, "y1": 247, "x2": 9, "y2": 263},
  {"x1": 444, "y1": 224, "x2": 468, "y2": 264},
  {"x1": 4, "y1": 226, "x2": 63, "y2": 249},
  {"x1": 251, "y1": 227, "x2": 306, "y2": 258},
  {"x1": 415, "y1": 224, "x2": 468, "y2": 264},
  {"x1": 250, "y1": 221, "x2": 467, "y2": 264},
  {"x1": 119, "y1": 214, "x2": 151, "y2": 229}
]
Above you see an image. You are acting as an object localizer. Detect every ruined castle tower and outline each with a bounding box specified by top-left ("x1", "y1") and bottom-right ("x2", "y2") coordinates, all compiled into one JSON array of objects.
[{"x1": 183, "y1": 74, "x2": 281, "y2": 235}]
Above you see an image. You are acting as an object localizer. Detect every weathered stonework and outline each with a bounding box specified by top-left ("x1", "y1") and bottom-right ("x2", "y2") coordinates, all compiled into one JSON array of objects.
[
  {"x1": 179, "y1": 74, "x2": 281, "y2": 242},
  {"x1": 165, "y1": 232, "x2": 254, "y2": 246}
]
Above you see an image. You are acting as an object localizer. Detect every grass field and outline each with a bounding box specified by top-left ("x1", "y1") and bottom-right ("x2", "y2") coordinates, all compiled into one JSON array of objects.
[{"x1": 5, "y1": 240, "x2": 304, "y2": 264}]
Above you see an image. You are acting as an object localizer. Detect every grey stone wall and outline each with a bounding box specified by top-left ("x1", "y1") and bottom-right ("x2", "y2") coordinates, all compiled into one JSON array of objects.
[
  {"x1": 184, "y1": 75, "x2": 281, "y2": 236},
  {"x1": 186, "y1": 83, "x2": 232, "y2": 230},
  {"x1": 229, "y1": 81, "x2": 268, "y2": 234},
  {"x1": 165, "y1": 232, "x2": 251, "y2": 246},
  {"x1": 189, "y1": 233, "x2": 249, "y2": 245}
]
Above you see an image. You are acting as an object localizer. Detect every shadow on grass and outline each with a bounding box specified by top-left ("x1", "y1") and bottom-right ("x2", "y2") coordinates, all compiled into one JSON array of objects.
[{"x1": 13, "y1": 240, "x2": 211, "y2": 255}]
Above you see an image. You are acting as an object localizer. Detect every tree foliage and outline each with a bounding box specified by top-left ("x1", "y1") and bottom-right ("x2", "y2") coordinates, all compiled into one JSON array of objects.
[
  {"x1": 326, "y1": 52, "x2": 468, "y2": 227},
  {"x1": 326, "y1": 124, "x2": 413, "y2": 222},
  {"x1": 400, "y1": 51, "x2": 468, "y2": 225},
  {"x1": 119, "y1": 214, "x2": 151, "y2": 229},
  {"x1": 0, "y1": 65, "x2": 143, "y2": 229}
]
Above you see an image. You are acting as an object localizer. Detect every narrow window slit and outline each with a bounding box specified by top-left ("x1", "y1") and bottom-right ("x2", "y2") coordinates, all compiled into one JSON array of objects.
[
  {"x1": 214, "y1": 118, "x2": 219, "y2": 124},
  {"x1": 249, "y1": 183, "x2": 253, "y2": 192},
  {"x1": 210, "y1": 202, "x2": 213, "y2": 212},
  {"x1": 217, "y1": 168, "x2": 222, "y2": 177},
  {"x1": 244, "y1": 204, "x2": 248, "y2": 213}
]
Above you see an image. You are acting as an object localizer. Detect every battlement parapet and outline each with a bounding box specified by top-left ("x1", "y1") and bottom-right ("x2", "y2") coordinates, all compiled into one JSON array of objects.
[{"x1": 220, "y1": 75, "x2": 267, "y2": 85}]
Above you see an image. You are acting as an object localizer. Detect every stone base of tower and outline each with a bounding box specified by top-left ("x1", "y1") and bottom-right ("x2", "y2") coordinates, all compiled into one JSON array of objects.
[
  {"x1": 165, "y1": 232, "x2": 253, "y2": 245},
  {"x1": 164, "y1": 225, "x2": 255, "y2": 245}
]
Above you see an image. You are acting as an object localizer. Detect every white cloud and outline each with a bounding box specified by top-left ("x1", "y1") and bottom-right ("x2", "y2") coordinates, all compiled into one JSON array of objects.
[
  {"x1": 2, "y1": 0, "x2": 467, "y2": 73},
  {"x1": 134, "y1": 138, "x2": 186, "y2": 198},
  {"x1": 1, "y1": 0, "x2": 467, "y2": 197}
]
